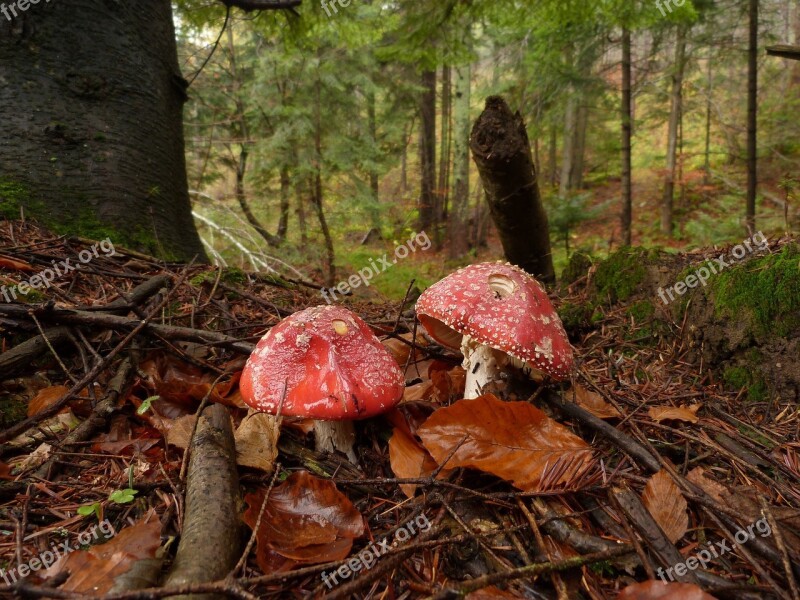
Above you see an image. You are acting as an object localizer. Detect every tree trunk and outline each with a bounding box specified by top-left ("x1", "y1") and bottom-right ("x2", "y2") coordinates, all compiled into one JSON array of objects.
[
  {"x1": 559, "y1": 94, "x2": 577, "y2": 198},
  {"x1": 0, "y1": 0, "x2": 206, "y2": 262},
  {"x1": 438, "y1": 65, "x2": 452, "y2": 221},
  {"x1": 418, "y1": 70, "x2": 437, "y2": 235},
  {"x1": 296, "y1": 179, "x2": 308, "y2": 246},
  {"x1": 548, "y1": 124, "x2": 558, "y2": 188},
  {"x1": 277, "y1": 166, "x2": 290, "y2": 241},
  {"x1": 746, "y1": 0, "x2": 758, "y2": 236},
  {"x1": 314, "y1": 71, "x2": 335, "y2": 287},
  {"x1": 448, "y1": 61, "x2": 470, "y2": 259},
  {"x1": 703, "y1": 45, "x2": 713, "y2": 185},
  {"x1": 470, "y1": 97, "x2": 555, "y2": 285},
  {"x1": 571, "y1": 103, "x2": 588, "y2": 190},
  {"x1": 661, "y1": 25, "x2": 688, "y2": 237},
  {"x1": 366, "y1": 88, "x2": 382, "y2": 230},
  {"x1": 621, "y1": 27, "x2": 633, "y2": 246}
]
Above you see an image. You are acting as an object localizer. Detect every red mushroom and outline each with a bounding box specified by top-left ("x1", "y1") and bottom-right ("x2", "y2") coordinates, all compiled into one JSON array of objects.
[
  {"x1": 415, "y1": 262, "x2": 573, "y2": 398},
  {"x1": 239, "y1": 305, "x2": 405, "y2": 461}
]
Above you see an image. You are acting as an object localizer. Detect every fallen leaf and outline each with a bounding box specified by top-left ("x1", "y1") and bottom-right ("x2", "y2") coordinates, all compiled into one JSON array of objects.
[
  {"x1": 235, "y1": 411, "x2": 279, "y2": 473},
  {"x1": 140, "y1": 353, "x2": 245, "y2": 409},
  {"x1": 618, "y1": 580, "x2": 718, "y2": 599},
  {"x1": 430, "y1": 365, "x2": 466, "y2": 403},
  {"x1": 8, "y1": 413, "x2": 79, "y2": 448},
  {"x1": 243, "y1": 471, "x2": 364, "y2": 573},
  {"x1": 163, "y1": 414, "x2": 197, "y2": 449},
  {"x1": 572, "y1": 385, "x2": 621, "y2": 419},
  {"x1": 0, "y1": 461, "x2": 14, "y2": 480},
  {"x1": 382, "y1": 332, "x2": 427, "y2": 366},
  {"x1": 28, "y1": 385, "x2": 92, "y2": 417},
  {"x1": 648, "y1": 404, "x2": 702, "y2": 424},
  {"x1": 42, "y1": 515, "x2": 161, "y2": 594},
  {"x1": 402, "y1": 380, "x2": 435, "y2": 403},
  {"x1": 388, "y1": 425, "x2": 438, "y2": 498},
  {"x1": 0, "y1": 255, "x2": 35, "y2": 271},
  {"x1": 686, "y1": 467, "x2": 728, "y2": 503},
  {"x1": 642, "y1": 471, "x2": 688, "y2": 544},
  {"x1": 418, "y1": 395, "x2": 595, "y2": 492}
]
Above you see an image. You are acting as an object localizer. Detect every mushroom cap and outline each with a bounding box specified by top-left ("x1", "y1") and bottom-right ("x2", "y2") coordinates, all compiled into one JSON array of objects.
[
  {"x1": 415, "y1": 262, "x2": 573, "y2": 381},
  {"x1": 240, "y1": 305, "x2": 405, "y2": 420}
]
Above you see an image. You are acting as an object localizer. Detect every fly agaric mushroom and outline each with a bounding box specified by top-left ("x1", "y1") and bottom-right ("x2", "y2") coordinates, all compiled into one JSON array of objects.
[
  {"x1": 239, "y1": 305, "x2": 405, "y2": 462},
  {"x1": 415, "y1": 262, "x2": 573, "y2": 399}
]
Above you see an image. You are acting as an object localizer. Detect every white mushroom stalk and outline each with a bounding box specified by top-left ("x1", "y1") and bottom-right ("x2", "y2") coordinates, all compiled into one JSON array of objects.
[
  {"x1": 314, "y1": 421, "x2": 357, "y2": 463},
  {"x1": 461, "y1": 334, "x2": 503, "y2": 399}
]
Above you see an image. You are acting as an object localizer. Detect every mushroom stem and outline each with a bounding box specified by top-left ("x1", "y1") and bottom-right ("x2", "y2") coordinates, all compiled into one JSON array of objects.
[
  {"x1": 314, "y1": 420, "x2": 357, "y2": 463},
  {"x1": 461, "y1": 334, "x2": 502, "y2": 399}
]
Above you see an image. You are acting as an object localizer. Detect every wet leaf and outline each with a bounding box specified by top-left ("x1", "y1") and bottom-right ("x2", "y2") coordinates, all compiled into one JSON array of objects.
[
  {"x1": 388, "y1": 423, "x2": 438, "y2": 498},
  {"x1": 0, "y1": 255, "x2": 35, "y2": 271},
  {"x1": 686, "y1": 467, "x2": 728, "y2": 503},
  {"x1": 243, "y1": 471, "x2": 364, "y2": 573},
  {"x1": 418, "y1": 395, "x2": 595, "y2": 492},
  {"x1": 648, "y1": 404, "x2": 701, "y2": 424},
  {"x1": 572, "y1": 385, "x2": 621, "y2": 419},
  {"x1": 618, "y1": 580, "x2": 718, "y2": 599},
  {"x1": 642, "y1": 471, "x2": 688, "y2": 544},
  {"x1": 234, "y1": 411, "x2": 279, "y2": 473},
  {"x1": 42, "y1": 515, "x2": 161, "y2": 594}
]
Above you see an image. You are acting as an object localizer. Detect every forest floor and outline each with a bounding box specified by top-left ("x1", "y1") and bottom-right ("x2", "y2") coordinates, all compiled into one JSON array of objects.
[{"x1": 0, "y1": 218, "x2": 798, "y2": 600}]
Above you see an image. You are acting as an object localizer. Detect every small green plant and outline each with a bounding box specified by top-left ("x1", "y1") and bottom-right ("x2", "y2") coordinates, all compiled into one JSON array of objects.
[
  {"x1": 109, "y1": 488, "x2": 138, "y2": 504},
  {"x1": 77, "y1": 503, "x2": 102, "y2": 520},
  {"x1": 137, "y1": 395, "x2": 159, "y2": 415}
]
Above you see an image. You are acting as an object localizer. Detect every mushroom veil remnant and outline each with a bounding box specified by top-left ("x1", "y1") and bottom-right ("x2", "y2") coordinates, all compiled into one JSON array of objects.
[
  {"x1": 415, "y1": 262, "x2": 573, "y2": 398},
  {"x1": 239, "y1": 305, "x2": 405, "y2": 462}
]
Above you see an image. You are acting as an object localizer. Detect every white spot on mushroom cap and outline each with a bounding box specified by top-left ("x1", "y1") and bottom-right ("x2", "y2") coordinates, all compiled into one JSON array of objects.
[{"x1": 415, "y1": 261, "x2": 573, "y2": 379}]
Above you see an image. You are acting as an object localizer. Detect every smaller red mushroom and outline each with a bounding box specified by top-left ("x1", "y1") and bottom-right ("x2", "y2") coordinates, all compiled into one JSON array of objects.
[
  {"x1": 415, "y1": 262, "x2": 573, "y2": 398},
  {"x1": 239, "y1": 305, "x2": 405, "y2": 462}
]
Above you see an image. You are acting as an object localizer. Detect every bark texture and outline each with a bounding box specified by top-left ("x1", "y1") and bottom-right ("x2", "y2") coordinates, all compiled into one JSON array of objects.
[
  {"x1": 470, "y1": 96, "x2": 555, "y2": 285},
  {"x1": 0, "y1": 0, "x2": 206, "y2": 261},
  {"x1": 620, "y1": 28, "x2": 633, "y2": 246},
  {"x1": 164, "y1": 403, "x2": 240, "y2": 599}
]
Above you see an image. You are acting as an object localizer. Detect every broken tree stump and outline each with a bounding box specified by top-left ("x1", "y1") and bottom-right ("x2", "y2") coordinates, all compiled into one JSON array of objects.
[{"x1": 470, "y1": 96, "x2": 556, "y2": 285}]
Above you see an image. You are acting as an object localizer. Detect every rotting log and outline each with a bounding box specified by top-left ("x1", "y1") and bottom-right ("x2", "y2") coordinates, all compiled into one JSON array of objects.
[
  {"x1": 469, "y1": 96, "x2": 556, "y2": 285},
  {"x1": 164, "y1": 403, "x2": 241, "y2": 600}
]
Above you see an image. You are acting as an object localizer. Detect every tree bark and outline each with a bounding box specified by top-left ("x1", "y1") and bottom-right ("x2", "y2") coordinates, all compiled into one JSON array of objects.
[
  {"x1": 746, "y1": 0, "x2": 759, "y2": 236},
  {"x1": 470, "y1": 96, "x2": 555, "y2": 285},
  {"x1": 438, "y1": 65, "x2": 452, "y2": 221},
  {"x1": 661, "y1": 25, "x2": 688, "y2": 237},
  {"x1": 314, "y1": 69, "x2": 335, "y2": 287},
  {"x1": 0, "y1": 0, "x2": 206, "y2": 262},
  {"x1": 621, "y1": 28, "x2": 633, "y2": 246},
  {"x1": 448, "y1": 61, "x2": 470, "y2": 259},
  {"x1": 418, "y1": 70, "x2": 437, "y2": 236}
]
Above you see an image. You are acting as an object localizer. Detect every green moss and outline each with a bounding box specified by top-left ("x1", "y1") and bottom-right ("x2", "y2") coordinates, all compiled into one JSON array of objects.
[
  {"x1": 558, "y1": 301, "x2": 593, "y2": 333},
  {"x1": 723, "y1": 366, "x2": 769, "y2": 402},
  {"x1": 0, "y1": 178, "x2": 39, "y2": 219},
  {"x1": 594, "y1": 247, "x2": 656, "y2": 303},
  {"x1": 190, "y1": 267, "x2": 250, "y2": 288},
  {"x1": 561, "y1": 251, "x2": 593, "y2": 286},
  {"x1": 0, "y1": 397, "x2": 27, "y2": 429},
  {"x1": 711, "y1": 244, "x2": 800, "y2": 336},
  {"x1": 627, "y1": 300, "x2": 655, "y2": 322}
]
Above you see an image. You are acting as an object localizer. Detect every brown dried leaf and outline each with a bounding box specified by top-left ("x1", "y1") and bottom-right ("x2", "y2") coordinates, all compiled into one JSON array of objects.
[
  {"x1": 418, "y1": 395, "x2": 595, "y2": 492},
  {"x1": 234, "y1": 411, "x2": 279, "y2": 473},
  {"x1": 648, "y1": 404, "x2": 702, "y2": 424},
  {"x1": 388, "y1": 425, "x2": 438, "y2": 498},
  {"x1": 402, "y1": 380, "x2": 435, "y2": 403},
  {"x1": 686, "y1": 467, "x2": 728, "y2": 503},
  {"x1": 243, "y1": 471, "x2": 364, "y2": 573},
  {"x1": 0, "y1": 255, "x2": 36, "y2": 271},
  {"x1": 42, "y1": 516, "x2": 161, "y2": 594},
  {"x1": 572, "y1": 385, "x2": 621, "y2": 419},
  {"x1": 642, "y1": 471, "x2": 688, "y2": 544},
  {"x1": 618, "y1": 580, "x2": 718, "y2": 600}
]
